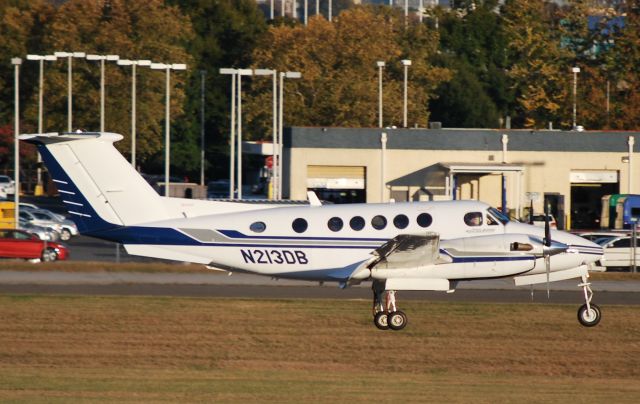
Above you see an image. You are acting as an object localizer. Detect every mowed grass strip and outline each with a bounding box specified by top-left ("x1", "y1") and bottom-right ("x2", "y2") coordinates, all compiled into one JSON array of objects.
[{"x1": 0, "y1": 295, "x2": 639, "y2": 403}]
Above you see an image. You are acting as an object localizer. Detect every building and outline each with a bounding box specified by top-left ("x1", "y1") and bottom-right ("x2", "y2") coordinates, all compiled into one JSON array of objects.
[{"x1": 283, "y1": 127, "x2": 637, "y2": 230}]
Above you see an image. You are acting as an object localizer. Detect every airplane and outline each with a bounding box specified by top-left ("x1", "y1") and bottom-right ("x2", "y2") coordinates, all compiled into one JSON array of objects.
[{"x1": 20, "y1": 131, "x2": 605, "y2": 331}]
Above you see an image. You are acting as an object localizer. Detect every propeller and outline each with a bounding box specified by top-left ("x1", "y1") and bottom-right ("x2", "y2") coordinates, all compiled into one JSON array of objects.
[{"x1": 543, "y1": 203, "x2": 552, "y2": 298}]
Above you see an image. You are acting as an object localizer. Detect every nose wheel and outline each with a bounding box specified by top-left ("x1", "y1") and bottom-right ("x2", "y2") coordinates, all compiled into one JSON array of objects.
[
  {"x1": 577, "y1": 275, "x2": 601, "y2": 327},
  {"x1": 372, "y1": 282, "x2": 408, "y2": 331}
]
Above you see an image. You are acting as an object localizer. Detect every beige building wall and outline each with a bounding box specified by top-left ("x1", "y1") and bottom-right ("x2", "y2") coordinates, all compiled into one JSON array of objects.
[{"x1": 288, "y1": 147, "x2": 636, "y2": 221}]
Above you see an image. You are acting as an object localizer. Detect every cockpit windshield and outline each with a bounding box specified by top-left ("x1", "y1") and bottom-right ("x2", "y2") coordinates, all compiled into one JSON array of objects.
[{"x1": 487, "y1": 207, "x2": 510, "y2": 225}]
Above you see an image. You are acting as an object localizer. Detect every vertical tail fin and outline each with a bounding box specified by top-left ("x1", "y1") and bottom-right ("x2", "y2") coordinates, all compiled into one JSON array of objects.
[{"x1": 20, "y1": 132, "x2": 175, "y2": 233}]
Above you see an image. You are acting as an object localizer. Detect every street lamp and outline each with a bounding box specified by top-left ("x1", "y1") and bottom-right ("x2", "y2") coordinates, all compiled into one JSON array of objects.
[
  {"x1": 150, "y1": 62, "x2": 187, "y2": 197},
  {"x1": 401, "y1": 59, "x2": 412, "y2": 128},
  {"x1": 11, "y1": 57, "x2": 21, "y2": 227},
  {"x1": 54, "y1": 52, "x2": 86, "y2": 132},
  {"x1": 117, "y1": 59, "x2": 152, "y2": 169},
  {"x1": 86, "y1": 54, "x2": 120, "y2": 132},
  {"x1": 278, "y1": 71, "x2": 302, "y2": 200},
  {"x1": 219, "y1": 68, "x2": 238, "y2": 199},
  {"x1": 236, "y1": 68, "x2": 253, "y2": 200},
  {"x1": 26, "y1": 53, "x2": 57, "y2": 193},
  {"x1": 571, "y1": 66, "x2": 580, "y2": 129},
  {"x1": 254, "y1": 69, "x2": 278, "y2": 200},
  {"x1": 377, "y1": 61, "x2": 385, "y2": 128}
]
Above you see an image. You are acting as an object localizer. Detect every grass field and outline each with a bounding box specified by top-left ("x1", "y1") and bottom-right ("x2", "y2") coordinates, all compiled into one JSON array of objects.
[{"x1": 0, "y1": 295, "x2": 639, "y2": 402}]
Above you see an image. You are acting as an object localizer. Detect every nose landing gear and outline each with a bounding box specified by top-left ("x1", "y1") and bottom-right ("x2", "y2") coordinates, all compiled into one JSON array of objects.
[{"x1": 577, "y1": 275, "x2": 601, "y2": 327}]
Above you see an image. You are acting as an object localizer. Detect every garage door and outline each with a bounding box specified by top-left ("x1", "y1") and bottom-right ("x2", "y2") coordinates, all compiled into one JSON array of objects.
[{"x1": 306, "y1": 165, "x2": 365, "y2": 189}]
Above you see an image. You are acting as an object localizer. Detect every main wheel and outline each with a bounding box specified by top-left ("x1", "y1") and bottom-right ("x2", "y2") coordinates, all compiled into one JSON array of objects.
[
  {"x1": 577, "y1": 303, "x2": 601, "y2": 327},
  {"x1": 387, "y1": 311, "x2": 408, "y2": 331},
  {"x1": 374, "y1": 312, "x2": 389, "y2": 330},
  {"x1": 60, "y1": 229, "x2": 72, "y2": 241},
  {"x1": 41, "y1": 247, "x2": 57, "y2": 262}
]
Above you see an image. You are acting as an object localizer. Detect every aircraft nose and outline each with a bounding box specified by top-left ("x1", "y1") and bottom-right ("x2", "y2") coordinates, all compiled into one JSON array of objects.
[{"x1": 565, "y1": 234, "x2": 604, "y2": 263}]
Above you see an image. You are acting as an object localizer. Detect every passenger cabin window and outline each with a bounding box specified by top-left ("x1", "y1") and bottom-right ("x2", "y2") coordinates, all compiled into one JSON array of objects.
[
  {"x1": 417, "y1": 213, "x2": 433, "y2": 228},
  {"x1": 464, "y1": 212, "x2": 483, "y2": 227},
  {"x1": 371, "y1": 215, "x2": 387, "y2": 230},
  {"x1": 249, "y1": 221, "x2": 266, "y2": 233},
  {"x1": 350, "y1": 216, "x2": 365, "y2": 231},
  {"x1": 393, "y1": 214, "x2": 409, "y2": 229},
  {"x1": 327, "y1": 217, "x2": 343, "y2": 232},
  {"x1": 292, "y1": 218, "x2": 308, "y2": 233}
]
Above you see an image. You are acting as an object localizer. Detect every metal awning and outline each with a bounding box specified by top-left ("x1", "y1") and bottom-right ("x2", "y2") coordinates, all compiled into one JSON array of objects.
[{"x1": 438, "y1": 162, "x2": 524, "y2": 174}]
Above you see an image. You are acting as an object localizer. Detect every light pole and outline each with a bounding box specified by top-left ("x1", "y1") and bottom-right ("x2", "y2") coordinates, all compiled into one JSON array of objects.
[
  {"x1": 12, "y1": 57, "x2": 21, "y2": 227},
  {"x1": 54, "y1": 52, "x2": 86, "y2": 132},
  {"x1": 278, "y1": 71, "x2": 302, "y2": 199},
  {"x1": 254, "y1": 69, "x2": 278, "y2": 200},
  {"x1": 150, "y1": 62, "x2": 187, "y2": 197},
  {"x1": 200, "y1": 70, "x2": 206, "y2": 187},
  {"x1": 117, "y1": 59, "x2": 151, "y2": 169},
  {"x1": 270, "y1": 0, "x2": 274, "y2": 19},
  {"x1": 26, "y1": 53, "x2": 57, "y2": 194},
  {"x1": 329, "y1": 0, "x2": 332, "y2": 22},
  {"x1": 236, "y1": 69, "x2": 253, "y2": 200},
  {"x1": 219, "y1": 68, "x2": 238, "y2": 199},
  {"x1": 377, "y1": 61, "x2": 385, "y2": 128},
  {"x1": 571, "y1": 66, "x2": 580, "y2": 129},
  {"x1": 401, "y1": 59, "x2": 412, "y2": 128},
  {"x1": 86, "y1": 54, "x2": 120, "y2": 132}
]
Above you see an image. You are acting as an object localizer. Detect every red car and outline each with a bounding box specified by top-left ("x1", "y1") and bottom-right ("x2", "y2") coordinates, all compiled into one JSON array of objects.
[{"x1": 0, "y1": 229, "x2": 69, "y2": 261}]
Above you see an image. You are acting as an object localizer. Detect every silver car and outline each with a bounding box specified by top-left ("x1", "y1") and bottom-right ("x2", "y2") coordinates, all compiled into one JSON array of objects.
[
  {"x1": 28, "y1": 209, "x2": 79, "y2": 241},
  {"x1": 595, "y1": 236, "x2": 640, "y2": 271},
  {"x1": 18, "y1": 218, "x2": 60, "y2": 241}
]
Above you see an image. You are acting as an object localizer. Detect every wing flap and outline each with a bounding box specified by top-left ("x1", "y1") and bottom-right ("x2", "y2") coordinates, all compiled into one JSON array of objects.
[{"x1": 371, "y1": 233, "x2": 440, "y2": 269}]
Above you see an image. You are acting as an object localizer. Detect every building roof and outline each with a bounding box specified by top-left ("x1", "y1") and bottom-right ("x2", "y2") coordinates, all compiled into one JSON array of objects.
[{"x1": 285, "y1": 127, "x2": 638, "y2": 153}]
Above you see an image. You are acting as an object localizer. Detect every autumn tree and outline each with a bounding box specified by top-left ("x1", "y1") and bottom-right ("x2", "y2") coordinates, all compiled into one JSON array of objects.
[{"x1": 244, "y1": 6, "x2": 450, "y2": 140}]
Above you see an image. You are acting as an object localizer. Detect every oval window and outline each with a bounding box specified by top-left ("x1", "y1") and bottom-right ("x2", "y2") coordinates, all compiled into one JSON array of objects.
[
  {"x1": 393, "y1": 214, "x2": 409, "y2": 229},
  {"x1": 464, "y1": 212, "x2": 483, "y2": 227},
  {"x1": 327, "y1": 217, "x2": 343, "y2": 232},
  {"x1": 371, "y1": 215, "x2": 387, "y2": 230},
  {"x1": 350, "y1": 216, "x2": 365, "y2": 231},
  {"x1": 417, "y1": 213, "x2": 432, "y2": 228},
  {"x1": 292, "y1": 218, "x2": 308, "y2": 233},
  {"x1": 249, "y1": 221, "x2": 266, "y2": 233}
]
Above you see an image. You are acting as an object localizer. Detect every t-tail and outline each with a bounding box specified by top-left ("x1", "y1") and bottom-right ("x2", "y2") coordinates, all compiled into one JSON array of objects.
[{"x1": 20, "y1": 132, "x2": 179, "y2": 240}]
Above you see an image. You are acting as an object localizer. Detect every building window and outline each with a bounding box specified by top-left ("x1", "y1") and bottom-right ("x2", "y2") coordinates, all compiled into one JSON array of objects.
[
  {"x1": 350, "y1": 216, "x2": 365, "y2": 231},
  {"x1": 464, "y1": 212, "x2": 483, "y2": 227},
  {"x1": 292, "y1": 218, "x2": 308, "y2": 233},
  {"x1": 393, "y1": 214, "x2": 409, "y2": 229},
  {"x1": 371, "y1": 215, "x2": 387, "y2": 230},
  {"x1": 417, "y1": 213, "x2": 432, "y2": 228},
  {"x1": 249, "y1": 221, "x2": 266, "y2": 233},
  {"x1": 327, "y1": 217, "x2": 343, "y2": 232}
]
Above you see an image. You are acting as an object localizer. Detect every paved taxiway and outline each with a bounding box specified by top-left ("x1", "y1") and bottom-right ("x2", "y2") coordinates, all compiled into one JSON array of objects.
[{"x1": 0, "y1": 271, "x2": 638, "y2": 305}]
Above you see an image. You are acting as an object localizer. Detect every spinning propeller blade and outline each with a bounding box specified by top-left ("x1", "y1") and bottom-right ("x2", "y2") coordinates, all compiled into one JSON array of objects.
[{"x1": 544, "y1": 203, "x2": 551, "y2": 298}]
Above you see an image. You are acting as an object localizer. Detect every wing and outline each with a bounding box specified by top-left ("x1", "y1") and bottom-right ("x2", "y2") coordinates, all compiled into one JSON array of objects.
[{"x1": 370, "y1": 232, "x2": 445, "y2": 270}]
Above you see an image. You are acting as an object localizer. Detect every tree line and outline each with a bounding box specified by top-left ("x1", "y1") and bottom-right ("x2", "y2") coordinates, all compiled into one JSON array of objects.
[{"x1": 0, "y1": 0, "x2": 639, "y2": 180}]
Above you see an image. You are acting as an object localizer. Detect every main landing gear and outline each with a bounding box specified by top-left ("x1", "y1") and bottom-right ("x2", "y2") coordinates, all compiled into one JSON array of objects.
[
  {"x1": 577, "y1": 275, "x2": 601, "y2": 327},
  {"x1": 372, "y1": 281, "x2": 407, "y2": 331}
]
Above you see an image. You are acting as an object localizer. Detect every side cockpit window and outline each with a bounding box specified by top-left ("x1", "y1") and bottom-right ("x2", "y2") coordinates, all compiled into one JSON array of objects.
[{"x1": 464, "y1": 212, "x2": 483, "y2": 227}]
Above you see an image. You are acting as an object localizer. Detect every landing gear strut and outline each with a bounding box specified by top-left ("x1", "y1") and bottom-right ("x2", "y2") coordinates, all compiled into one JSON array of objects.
[
  {"x1": 372, "y1": 281, "x2": 407, "y2": 331},
  {"x1": 577, "y1": 275, "x2": 601, "y2": 327}
]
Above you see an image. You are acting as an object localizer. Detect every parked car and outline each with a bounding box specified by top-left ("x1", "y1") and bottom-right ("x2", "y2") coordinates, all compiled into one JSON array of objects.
[
  {"x1": 0, "y1": 175, "x2": 15, "y2": 198},
  {"x1": 0, "y1": 229, "x2": 68, "y2": 261},
  {"x1": 594, "y1": 235, "x2": 640, "y2": 271},
  {"x1": 29, "y1": 209, "x2": 78, "y2": 240},
  {"x1": 207, "y1": 180, "x2": 230, "y2": 199},
  {"x1": 530, "y1": 214, "x2": 557, "y2": 229},
  {"x1": 574, "y1": 231, "x2": 628, "y2": 242},
  {"x1": 18, "y1": 218, "x2": 60, "y2": 242}
]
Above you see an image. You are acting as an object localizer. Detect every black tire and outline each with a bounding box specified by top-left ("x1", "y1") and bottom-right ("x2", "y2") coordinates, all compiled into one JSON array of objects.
[
  {"x1": 374, "y1": 312, "x2": 389, "y2": 330},
  {"x1": 60, "y1": 229, "x2": 72, "y2": 241},
  {"x1": 577, "y1": 303, "x2": 601, "y2": 327},
  {"x1": 41, "y1": 247, "x2": 57, "y2": 262},
  {"x1": 387, "y1": 310, "x2": 408, "y2": 331}
]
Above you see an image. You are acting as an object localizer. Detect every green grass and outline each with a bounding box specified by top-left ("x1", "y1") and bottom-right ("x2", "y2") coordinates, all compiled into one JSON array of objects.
[{"x1": 0, "y1": 295, "x2": 639, "y2": 402}]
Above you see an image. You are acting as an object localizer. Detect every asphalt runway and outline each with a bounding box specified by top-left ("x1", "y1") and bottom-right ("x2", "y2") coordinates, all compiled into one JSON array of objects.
[{"x1": 0, "y1": 270, "x2": 638, "y2": 305}]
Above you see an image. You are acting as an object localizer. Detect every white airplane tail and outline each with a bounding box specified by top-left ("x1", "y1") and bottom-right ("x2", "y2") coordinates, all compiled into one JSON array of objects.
[{"x1": 20, "y1": 132, "x2": 176, "y2": 234}]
